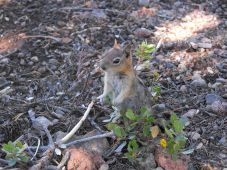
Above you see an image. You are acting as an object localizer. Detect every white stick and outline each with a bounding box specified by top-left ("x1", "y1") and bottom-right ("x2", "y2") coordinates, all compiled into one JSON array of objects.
[{"x1": 58, "y1": 101, "x2": 94, "y2": 144}]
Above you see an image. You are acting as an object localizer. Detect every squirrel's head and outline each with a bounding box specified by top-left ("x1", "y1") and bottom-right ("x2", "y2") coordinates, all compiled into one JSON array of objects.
[{"x1": 99, "y1": 40, "x2": 132, "y2": 73}]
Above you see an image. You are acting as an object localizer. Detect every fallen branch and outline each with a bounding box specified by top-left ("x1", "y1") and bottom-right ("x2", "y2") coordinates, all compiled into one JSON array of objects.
[
  {"x1": 65, "y1": 131, "x2": 114, "y2": 147},
  {"x1": 28, "y1": 131, "x2": 114, "y2": 151},
  {"x1": 31, "y1": 137, "x2": 40, "y2": 161},
  {"x1": 58, "y1": 100, "x2": 94, "y2": 144}
]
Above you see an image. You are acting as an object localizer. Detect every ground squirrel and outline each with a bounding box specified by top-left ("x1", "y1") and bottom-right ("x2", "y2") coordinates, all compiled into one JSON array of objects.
[{"x1": 98, "y1": 40, "x2": 152, "y2": 114}]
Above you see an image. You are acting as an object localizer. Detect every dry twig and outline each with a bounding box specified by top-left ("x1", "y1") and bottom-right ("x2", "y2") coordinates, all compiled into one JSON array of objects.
[{"x1": 57, "y1": 100, "x2": 94, "y2": 144}]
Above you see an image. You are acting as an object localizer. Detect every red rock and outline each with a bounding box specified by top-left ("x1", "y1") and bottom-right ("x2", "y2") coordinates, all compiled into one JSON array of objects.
[
  {"x1": 67, "y1": 148, "x2": 106, "y2": 170},
  {"x1": 155, "y1": 148, "x2": 190, "y2": 170}
]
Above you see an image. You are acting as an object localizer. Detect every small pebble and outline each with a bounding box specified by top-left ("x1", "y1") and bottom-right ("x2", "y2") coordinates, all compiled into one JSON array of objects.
[
  {"x1": 28, "y1": 61, "x2": 34, "y2": 65},
  {"x1": 196, "y1": 142, "x2": 203, "y2": 149},
  {"x1": 183, "y1": 109, "x2": 199, "y2": 118},
  {"x1": 18, "y1": 52, "x2": 25, "y2": 58},
  {"x1": 0, "y1": 58, "x2": 9, "y2": 64},
  {"x1": 206, "y1": 93, "x2": 223, "y2": 105},
  {"x1": 31, "y1": 56, "x2": 39, "y2": 62},
  {"x1": 38, "y1": 67, "x2": 46, "y2": 74},
  {"x1": 138, "y1": 0, "x2": 150, "y2": 6},
  {"x1": 191, "y1": 79, "x2": 207, "y2": 88},
  {"x1": 49, "y1": 58, "x2": 59, "y2": 65},
  {"x1": 180, "y1": 85, "x2": 187, "y2": 92},
  {"x1": 20, "y1": 59, "x2": 25, "y2": 65},
  {"x1": 190, "y1": 132, "x2": 201, "y2": 140}
]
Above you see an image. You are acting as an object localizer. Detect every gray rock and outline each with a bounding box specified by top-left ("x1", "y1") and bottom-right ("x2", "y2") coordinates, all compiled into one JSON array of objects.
[
  {"x1": 80, "y1": 130, "x2": 110, "y2": 155},
  {"x1": 20, "y1": 59, "x2": 25, "y2": 65},
  {"x1": 31, "y1": 56, "x2": 39, "y2": 62},
  {"x1": 28, "y1": 61, "x2": 34, "y2": 65},
  {"x1": 38, "y1": 67, "x2": 46, "y2": 74},
  {"x1": 182, "y1": 109, "x2": 199, "y2": 118},
  {"x1": 152, "y1": 104, "x2": 166, "y2": 113},
  {"x1": 49, "y1": 58, "x2": 59, "y2": 65},
  {"x1": 0, "y1": 58, "x2": 9, "y2": 64},
  {"x1": 190, "y1": 132, "x2": 200, "y2": 140},
  {"x1": 206, "y1": 93, "x2": 223, "y2": 105},
  {"x1": 138, "y1": 0, "x2": 150, "y2": 6},
  {"x1": 207, "y1": 101, "x2": 227, "y2": 115},
  {"x1": 191, "y1": 79, "x2": 207, "y2": 88},
  {"x1": 180, "y1": 85, "x2": 187, "y2": 92},
  {"x1": 18, "y1": 52, "x2": 25, "y2": 58},
  {"x1": 139, "y1": 153, "x2": 156, "y2": 169},
  {"x1": 55, "y1": 109, "x2": 65, "y2": 116}
]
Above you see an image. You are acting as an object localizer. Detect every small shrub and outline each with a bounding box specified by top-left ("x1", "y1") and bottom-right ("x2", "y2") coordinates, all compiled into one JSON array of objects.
[
  {"x1": 1, "y1": 140, "x2": 29, "y2": 167},
  {"x1": 135, "y1": 41, "x2": 156, "y2": 62},
  {"x1": 107, "y1": 108, "x2": 187, "y2": 161},
  {"x1": 161, "y1": 113, "x2": 187, "y2": 160}
]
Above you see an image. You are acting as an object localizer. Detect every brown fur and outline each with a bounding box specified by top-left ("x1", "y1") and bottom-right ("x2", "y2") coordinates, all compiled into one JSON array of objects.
[{"x1": 98, "y1": 41, "x2": 152, "y2": 114}]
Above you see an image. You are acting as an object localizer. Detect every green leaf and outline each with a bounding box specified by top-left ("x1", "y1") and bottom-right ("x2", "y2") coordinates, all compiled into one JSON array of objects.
[
  {"x1": 140, "y1": 107, "x2": 151, "y2": 118},
  {"x1": 143, "y1": 125, "x2": 150, "y2": 136},
  {"x1": 153, "y1": 71, "x2": 160, "y2": 81},
  {"x1": 106, "y1": 123, "x2": 117, "y2": 131},
  {"x1": 20, "y1": 155, "x2": 29, "y2": 163},
  {"x1": 127, "y1": 139, "x2": 139, "y2": 153},
  {"x1": 2, "y1": 142, "x2": 15, "y2": 153},
  {"x1": 135, "y1": 41, "x2": 156, "y2": 61},
  {"x1": 170, "y1": 113, "x2": 184, "y2": 133},
  {"x1": 145, "y1": 116, "x2": 155, "y2": 123},
  {"x1": 164, "y1": 127, "x2": 174, "y2": 138},
  {"x1": 140, "y1": 106, "x2": 147, "y2": 114},
  {"x1": 113, "y1": 125, "x2": 125, "y2": 138},
  {"x1": 152, "y1": 86, "x2": 161, "y2": 96},
  {"x1": 125, "y1": 109, "x2": 136, "y2": 120},
  {"x1": 15, "y1": 141, "x2": 23, "y2": 148},
  {"x1": 167, "y1": 139, "x2": 175, "y2": 155},
  {"x1": 170, "y1": 113, "x2": 177, "y2": 124},
  {"x1": 124, "y1": 152, "x2": 134, "y2": 160}
]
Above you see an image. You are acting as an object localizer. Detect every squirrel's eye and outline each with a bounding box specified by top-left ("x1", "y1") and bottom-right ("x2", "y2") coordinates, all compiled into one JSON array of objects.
[{"x1": 113, "y1": 58, "x2": 121, "y2": 64}]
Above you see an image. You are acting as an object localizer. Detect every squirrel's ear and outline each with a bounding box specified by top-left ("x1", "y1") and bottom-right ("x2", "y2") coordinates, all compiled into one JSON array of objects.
[
  {"x1": 113, "y1": 39, "x2": 120, "y2": 49},
  {"x1": 123, "y1": 44, "x2": 131, "y2": 58}
]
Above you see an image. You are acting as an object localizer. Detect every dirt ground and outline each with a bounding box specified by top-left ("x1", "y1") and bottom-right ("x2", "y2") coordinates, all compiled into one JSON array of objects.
[{"x1": 0, "y1": 0, "x2": 227, "y2": 169}]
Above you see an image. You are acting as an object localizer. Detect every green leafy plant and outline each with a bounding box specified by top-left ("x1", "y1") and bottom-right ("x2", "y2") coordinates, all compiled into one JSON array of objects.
[
  {"x1": 136, "y1": 41, "x2": 156, "y2": 62},
  {"x1": 107, "y1": 107, "x2": 187, "y2": 161},
  {"x1": 1, "y1": 141, "x2": 29, "y2": 167},
  {"x1": 106, "y1": 107, "x2": 156, "y2": 160},
  {"x1": 124, "y1": 139, "x2": 139, "y2": 160},
  {"x1": 161, "y1": 113, "x2": 187, "y2": 160}
]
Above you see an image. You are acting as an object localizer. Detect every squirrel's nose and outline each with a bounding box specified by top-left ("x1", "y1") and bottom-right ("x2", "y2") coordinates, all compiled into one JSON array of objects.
[
  {"x1": 99, "y1": 61, "x2": 106, "y2": 70},
  {"x1": 100, "y1": 65, "x2": 106, "y2": 70}
]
